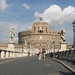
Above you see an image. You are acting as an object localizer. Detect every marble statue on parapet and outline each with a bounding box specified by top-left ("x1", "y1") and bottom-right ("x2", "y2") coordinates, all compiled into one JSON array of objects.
[
  {"x1": 25, "y1": 40, "x2": 27, "y2": 46},
  {"x1": 60, "y1": 28, "x2": 66, "y2": 43},
  {"x1": 39, "y1": 17, "x2": 43, "y2": 22},
  {"x1": 10, "y1": 27, "x2": 15, "y2": 43}
]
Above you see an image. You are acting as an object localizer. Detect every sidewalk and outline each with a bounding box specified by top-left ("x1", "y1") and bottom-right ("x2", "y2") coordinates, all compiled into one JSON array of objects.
[
  {"x1": 0, "y1": 57, "x2": 22, "y2": 65},
  {"x1": 0, "y1": 58, "x2": 12, "y2": 63},
  {"x1": 52, "y1": 58, "x2": 75, "y2": 74}
]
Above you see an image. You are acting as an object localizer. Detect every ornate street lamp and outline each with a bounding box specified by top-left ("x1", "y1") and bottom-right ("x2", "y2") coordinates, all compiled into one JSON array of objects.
[{"x1": 72, "y1": 21, "x2": 75, "y2": 49}]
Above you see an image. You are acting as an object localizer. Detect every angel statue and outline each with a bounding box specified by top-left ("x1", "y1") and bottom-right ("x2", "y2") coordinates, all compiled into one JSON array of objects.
[
  {"x1": 60, "y1": 28, "x2": 66, "y2": 42},
  {"x1": 39, "y1": 17, "x2": 43, "y2": 21},
  {"x1": 10, "y1": 27, "x2": 15, "y2": 43}
]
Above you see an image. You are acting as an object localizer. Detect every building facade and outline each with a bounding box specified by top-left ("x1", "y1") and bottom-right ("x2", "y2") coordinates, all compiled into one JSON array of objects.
[{"x1": 18, "y1": 20, "x2": 63, "y2": 50}]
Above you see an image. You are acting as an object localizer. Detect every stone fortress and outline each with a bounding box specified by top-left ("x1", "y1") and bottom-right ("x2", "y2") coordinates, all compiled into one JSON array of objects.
[
  {"x1": 0, "y1": 18, "x2": 72, "y2": 59},
  {"x1": 18, "y1": 21, "x2": 61, "y2": 48},
  {"x1": 18, "y1": 18, "x2": 72, "y2": 51}
]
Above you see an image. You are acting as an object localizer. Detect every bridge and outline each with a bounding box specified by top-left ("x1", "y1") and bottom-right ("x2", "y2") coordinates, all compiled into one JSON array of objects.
[
  {"x1": 0, "y1": 52, "x2": 75, "y2": 75},
  {"x1": 0, "y1": 21, "x2": 75, "y2": 75},
  {"x1": 0, "y1": 42, "x2": 75, "y2": 75}
]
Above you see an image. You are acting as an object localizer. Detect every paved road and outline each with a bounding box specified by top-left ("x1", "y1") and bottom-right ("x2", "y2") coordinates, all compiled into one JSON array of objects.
[
  {"x1": 57, "y1": 59, "x2": 75, "y2": 70},
  {"x1": 0, "y1": 56, "x2": 74, "y2": 75}
]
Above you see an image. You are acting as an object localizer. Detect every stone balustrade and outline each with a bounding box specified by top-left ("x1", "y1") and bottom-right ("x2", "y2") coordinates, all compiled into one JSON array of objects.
[
  {"x1": 0, "y1": 43, "x2": 28, "y2": 59},
  {"x1": 54, "y1": 49, "x2": 75, "y2": 61},
  {"x1": 0, "y1": 49, "x2": 28, "y2": 59}
]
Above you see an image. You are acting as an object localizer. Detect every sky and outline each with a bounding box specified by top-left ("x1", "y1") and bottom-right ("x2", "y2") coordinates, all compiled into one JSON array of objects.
[{"x1": 0, "y1": 0, "x2": 75, "y2": 44}]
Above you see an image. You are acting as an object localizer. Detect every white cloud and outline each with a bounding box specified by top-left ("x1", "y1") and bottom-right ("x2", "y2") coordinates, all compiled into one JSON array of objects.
[
  {"x1": 34, "y1": 5, "x2": 75, "y2": 27},
  {"x1": 0, "y1": 22, "x2": 18, "y2": 43},
  {"x1": 0, "y1": 22, "x2": 18, "y2": 31},
  {"x1": 0, "y1": 22, "x2": 33, "y2": 33},
  {"x1": 0, "y1": 21, "x2": 32, "y2": 43},
  {"x1": 0, "y1": 0, "x2": 9, "y2": 12},
  {"x1": 22, "y1": 3, "x2": 30, "y2": 9}
]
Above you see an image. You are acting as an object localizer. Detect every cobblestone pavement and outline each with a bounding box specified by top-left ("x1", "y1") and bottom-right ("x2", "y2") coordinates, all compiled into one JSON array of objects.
[{"x1": 0, "y1": 56, "x2": 74, "y2": 75}]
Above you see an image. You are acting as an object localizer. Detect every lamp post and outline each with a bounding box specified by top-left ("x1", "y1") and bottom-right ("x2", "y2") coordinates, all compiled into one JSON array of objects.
[
  {"x1": 72, "y1": 21, "x2": 75, "y2": 49},
  {"x1": 21, "y1": 41, "x2": 25, "y2": 52},
  {"x1": 54, "y1": 41, "x2": 55, "y2": 52},
  {"x1": 53, "y1": 41, "x2": 55, "y2": 57}
]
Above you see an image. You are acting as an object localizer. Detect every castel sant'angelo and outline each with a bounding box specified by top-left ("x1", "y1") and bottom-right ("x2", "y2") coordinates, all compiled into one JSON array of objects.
[
  {"x1": 18, "y1": 18, "x2": 72, "y2": 50},
  {"x1": 0, "y1": 18, "x2": 73, "y2": 59}
]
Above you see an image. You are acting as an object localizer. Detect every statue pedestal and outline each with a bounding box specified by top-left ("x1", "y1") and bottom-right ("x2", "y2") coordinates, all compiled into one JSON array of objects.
[
  {"x1": 6, "y1": 43, "x2": 15, "y2": 51},
  {"x1": 60, "y1": 42, "x2": 66, "y2": 51}
]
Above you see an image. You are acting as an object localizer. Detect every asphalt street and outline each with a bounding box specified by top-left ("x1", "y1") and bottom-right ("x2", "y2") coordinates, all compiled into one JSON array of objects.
[{"x1": 0, "y1": 56, "x2": 74, "y2": 75}]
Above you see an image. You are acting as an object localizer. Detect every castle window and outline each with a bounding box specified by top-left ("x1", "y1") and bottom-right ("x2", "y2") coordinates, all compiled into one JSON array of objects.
[
  {"x1": 52, "y1": 32, "x2": 54, "y2": 33},
  {"x1": 58, "y1": 32, "x2": 60, "y2": 34},
  {"x1": 38, "y1": 30, "x2": 43, "y2": 33}
]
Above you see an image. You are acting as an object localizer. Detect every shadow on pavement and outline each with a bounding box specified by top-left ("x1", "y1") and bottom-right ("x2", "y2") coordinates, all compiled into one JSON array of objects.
[
  {"x1": 59, "y1": 71, "x2": 74, "y2": 75},
  {"x1": 70, "y1": 61, "x2": 75, "y2": 65}
]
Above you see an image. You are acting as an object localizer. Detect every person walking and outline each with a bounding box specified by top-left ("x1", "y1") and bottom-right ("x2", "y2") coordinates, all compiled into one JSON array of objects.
[
  {"x1": 28, "y1": 52, "x2": 30, "y2": 56},
  {"x1": 38, "y1": 48, "x2": 42, "y2": 60},
  {"x1": 42, "y1": 48, "x2": 46, "y2": 60}
]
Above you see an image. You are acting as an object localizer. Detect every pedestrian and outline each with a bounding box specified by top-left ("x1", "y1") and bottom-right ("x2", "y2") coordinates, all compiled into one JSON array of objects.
[
  {"x1": 51, "y1": 52, "x2": 53, "y2": 57},
  {"x1": 42, "y1": 48, "x2": 46, "y2": 60},
  {"x1": 28, "y1": 52, "x2": 30, "y2": 56},
  {"x1": 38, "y1": 48, "x2": 42, "y2": 60}
]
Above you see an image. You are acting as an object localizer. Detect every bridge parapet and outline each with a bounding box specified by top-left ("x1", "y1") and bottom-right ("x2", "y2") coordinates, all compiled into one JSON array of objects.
[
  {"x1": 0, "y1": 43, "x2": 28, "y2": 59},
  {"x1": 54, "y1": 49, "x2": 75, "y2": 61}
]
